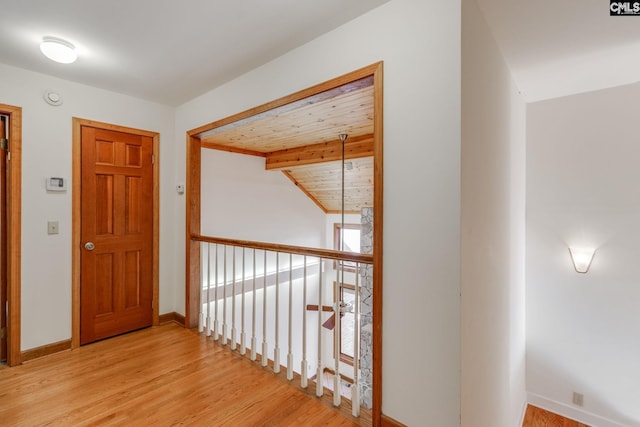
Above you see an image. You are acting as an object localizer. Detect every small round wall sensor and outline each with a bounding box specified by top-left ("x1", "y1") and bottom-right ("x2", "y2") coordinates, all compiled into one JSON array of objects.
[{"x1": 43, "y1": 90, "x2": 63, "y2": 106}]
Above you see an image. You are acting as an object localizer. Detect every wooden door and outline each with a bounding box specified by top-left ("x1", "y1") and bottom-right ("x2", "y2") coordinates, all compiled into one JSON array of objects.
[
  {"x1": 0, "y1": 115, "x2": 6, "y2": 360},
  {"x1": 80, "y1": 126, "x2": 153, "y2": 344}
]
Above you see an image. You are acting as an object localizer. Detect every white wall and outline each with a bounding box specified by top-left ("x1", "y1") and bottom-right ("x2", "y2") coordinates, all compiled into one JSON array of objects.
[
  {"x1": 175, "y1": 0, "x2": 461, "y2": 424},
  {"x1": 0, "y1": 63, "x2": 177, "y2": 350},
  {"x1": 200, "y1": 149, "x2": 326, "y2": 247},
  {"x1": 461, "y1": 1, "x2": 527, "y2": 426},
  {"x1": 199, "y1": 148, "x2": 327, "y2": 378},
  {"x1": 527, "y1": 82, "x2": 640, "y2": 427}
]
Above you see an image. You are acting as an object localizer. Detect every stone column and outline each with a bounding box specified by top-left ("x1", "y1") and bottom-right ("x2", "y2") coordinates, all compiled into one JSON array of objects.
[{"x1": 359, "y1": 207, "x2": 373, "y2": 408}]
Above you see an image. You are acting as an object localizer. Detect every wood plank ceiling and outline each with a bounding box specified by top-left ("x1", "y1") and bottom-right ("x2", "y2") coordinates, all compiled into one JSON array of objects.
[{"x1": 200, "y1": 77, "x2": 374, "y2": 213}]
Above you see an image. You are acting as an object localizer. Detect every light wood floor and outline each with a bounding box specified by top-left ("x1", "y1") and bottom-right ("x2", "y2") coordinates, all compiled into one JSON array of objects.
[
  {"x1": 522, "y1": 404, "x2": 589, "y2": 427},
  {"x1": 0, "y1": 323, "x2": 370, "y2": 426}
]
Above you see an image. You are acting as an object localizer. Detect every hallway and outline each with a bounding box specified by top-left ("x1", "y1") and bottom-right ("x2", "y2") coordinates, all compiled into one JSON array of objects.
[{"x1": 0, "y1": 323, "x2": 367, "y2": 426}]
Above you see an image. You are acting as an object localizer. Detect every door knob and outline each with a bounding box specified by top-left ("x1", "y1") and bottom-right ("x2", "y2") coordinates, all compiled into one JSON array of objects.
[{"x1": 84, "y1": 242, "x2": 95, "y2": 251}]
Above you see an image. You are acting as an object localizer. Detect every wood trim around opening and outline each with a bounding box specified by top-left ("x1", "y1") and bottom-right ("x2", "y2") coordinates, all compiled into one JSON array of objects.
[
  {"x1": 185, "y1": 135, "x2": 201, "y2": 329},
  {"x1": 0, "y1": 104, "x2": 22, "y2": 366},
  {"x1": 188, "y1": 63, "x2": 383, "y2": 139},
  {"x1": 71, "y1": 118, "x2": 160, "y2": 349},
  {"x1": 372, "y1": 61, "x2": 384, "y2": 426},
  {"x1": 186, "y1": 61, "x2": 384, "y2": 425}
]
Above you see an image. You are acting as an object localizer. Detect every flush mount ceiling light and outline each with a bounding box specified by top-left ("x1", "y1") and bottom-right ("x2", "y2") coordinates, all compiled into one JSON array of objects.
[
  {"x1": 569, "y1": 247, "x2": 596, "y2": 274},
  {"x1": 40, "y1": 37, "x2": 77, "y2": 64}
]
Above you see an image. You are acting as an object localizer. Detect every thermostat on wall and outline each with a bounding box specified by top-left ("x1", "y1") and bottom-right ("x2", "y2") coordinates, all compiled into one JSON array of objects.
[{"x1": 46, "y1": 177, "x2": 67, "y2": 192}]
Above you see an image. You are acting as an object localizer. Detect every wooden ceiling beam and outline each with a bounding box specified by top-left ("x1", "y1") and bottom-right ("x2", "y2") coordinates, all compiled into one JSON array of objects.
[
  {"x1": 200, "y1": 141, "x2": 266, "y2": 157},
  {"x1": 265, "y1": 134, "x2": 373, "y2": 170}
]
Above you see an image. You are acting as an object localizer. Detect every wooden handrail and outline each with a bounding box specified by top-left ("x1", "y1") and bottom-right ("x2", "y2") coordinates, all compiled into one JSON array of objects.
[{"x1": 191, "y1": 234, "x2": 373, "y2": 264}]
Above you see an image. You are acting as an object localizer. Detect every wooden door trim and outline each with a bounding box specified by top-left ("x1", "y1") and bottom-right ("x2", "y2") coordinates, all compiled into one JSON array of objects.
[
  {"x1": 0, "y1": 104, "x2": 22, "y2": 366},
  {"x1": 72, "y1": 118, "x2": 160, "y2": 349},
  {"x1": 372, "y1": 61, "x2": 384, "y2": 426},
  {"x1": 185, "y1": 61, "x2": 384, "y2": 425}
]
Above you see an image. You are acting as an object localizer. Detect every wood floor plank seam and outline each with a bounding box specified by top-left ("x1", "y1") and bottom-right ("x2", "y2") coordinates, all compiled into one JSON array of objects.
[{"x1": 0, "y1": 324, "x2": 368, "y2": 426}]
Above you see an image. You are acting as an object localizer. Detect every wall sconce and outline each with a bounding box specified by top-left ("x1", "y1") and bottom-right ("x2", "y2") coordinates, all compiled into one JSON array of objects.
[{"x1": 569, "y1": 247, "x2": 596, "y2": 274}]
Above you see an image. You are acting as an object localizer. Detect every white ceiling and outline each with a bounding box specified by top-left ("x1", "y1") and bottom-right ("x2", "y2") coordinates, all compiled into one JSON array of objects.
[
  {"x1": 2, "y1": 1, "x2": 638, "y2": 105},
  {"x1": 476, "y1": 0, "x2": 640, "y2": 102},
  {"x1": 0, "y1": 0, "x2": 389, "y2": 106}
]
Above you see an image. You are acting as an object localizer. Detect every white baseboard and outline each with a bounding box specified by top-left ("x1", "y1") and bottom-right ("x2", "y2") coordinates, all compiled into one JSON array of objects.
[
  {"x1": 518, "y1": 399, "x2": 528, "y2": 427},
  {"x1": 527, "y1": 392, "x2": 626, "y2": 427}
]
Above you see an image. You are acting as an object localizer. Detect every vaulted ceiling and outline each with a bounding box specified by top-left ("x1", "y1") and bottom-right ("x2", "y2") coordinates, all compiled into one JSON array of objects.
[
  {"x1": 476, "y1": 0, "x2": 640, "y2": 101},
  {"x1": 197, "y1": 77, "x2": 374, "y2": 213},
  {"x1": 1, "y1": 1, "x2": 633, "y2": 105},
  {"x1": 2, "y1": 1, "x2": 630, "y2": 213},
  {"x1": 0, "y1": 0, "x2": 390, "y2": 106}
]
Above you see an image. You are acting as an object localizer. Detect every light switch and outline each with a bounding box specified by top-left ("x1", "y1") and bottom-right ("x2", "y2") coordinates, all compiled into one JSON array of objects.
[{"x1": 47, "y1": 221, "x2": 59, "y2": 235}]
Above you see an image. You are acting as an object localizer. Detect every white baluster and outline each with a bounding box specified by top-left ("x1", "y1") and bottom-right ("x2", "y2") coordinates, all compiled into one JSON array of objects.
[
  {"x1": 287, "y1": 253, "x2": 293, "y2": 380},
  {"x1": 205, "y1": 243, "x2": 212, "y2": 337},
  {"x1": 251, "y1": 248, "x2": 257, "y2": 361},
  {"x1": 352, "y1": 262, "x2": 361, "y2": 417},
  {"x1": 240, "y1": 247, "x2": 246, "y2": 355},
  {"x1": 301, "y1": 256, "x2": 308, "y2": 389},
  {"x1": 316, "y1": 259, "x2": 324, "y2": 397},
  {"x1": 214, "y1": 244, "x2": 219, "y2": 341},
  {"x1": 261, "y1": 251, "x2": 268, "y2": 367},
  {"x1": 273, "y1": 252, "x2": 280, "y2": 374},
  {"x1": 333, "y1": 261, "x2": 341, "y2": 407},
  {"x1": 198, "y1": 244, "x2": 205, "y2": 333},
  {"x1": 222, "y1": 245, "x2": 228, "y2": 346},
  {"x1": 231, "y1": 247, "x2": 237, "y2": 351}
]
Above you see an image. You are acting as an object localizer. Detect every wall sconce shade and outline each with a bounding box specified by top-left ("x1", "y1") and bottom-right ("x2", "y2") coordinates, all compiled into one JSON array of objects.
[
  {"x1": 40, "y1": 37, "x2": 77, "y2": 64},
  {"x1": 569, "y1": 247, "x2": 595, "y2": 274}
]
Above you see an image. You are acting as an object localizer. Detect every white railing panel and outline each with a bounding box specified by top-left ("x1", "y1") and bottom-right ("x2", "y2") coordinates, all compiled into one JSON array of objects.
[{"x1": 196, "y1": 237, "x2": 371, "y2": 415}]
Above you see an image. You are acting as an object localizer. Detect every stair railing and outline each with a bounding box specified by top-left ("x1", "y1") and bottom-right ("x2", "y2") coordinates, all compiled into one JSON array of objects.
[{"x1": 191, "y1": 234, "x2": 372, "y2": 417}]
